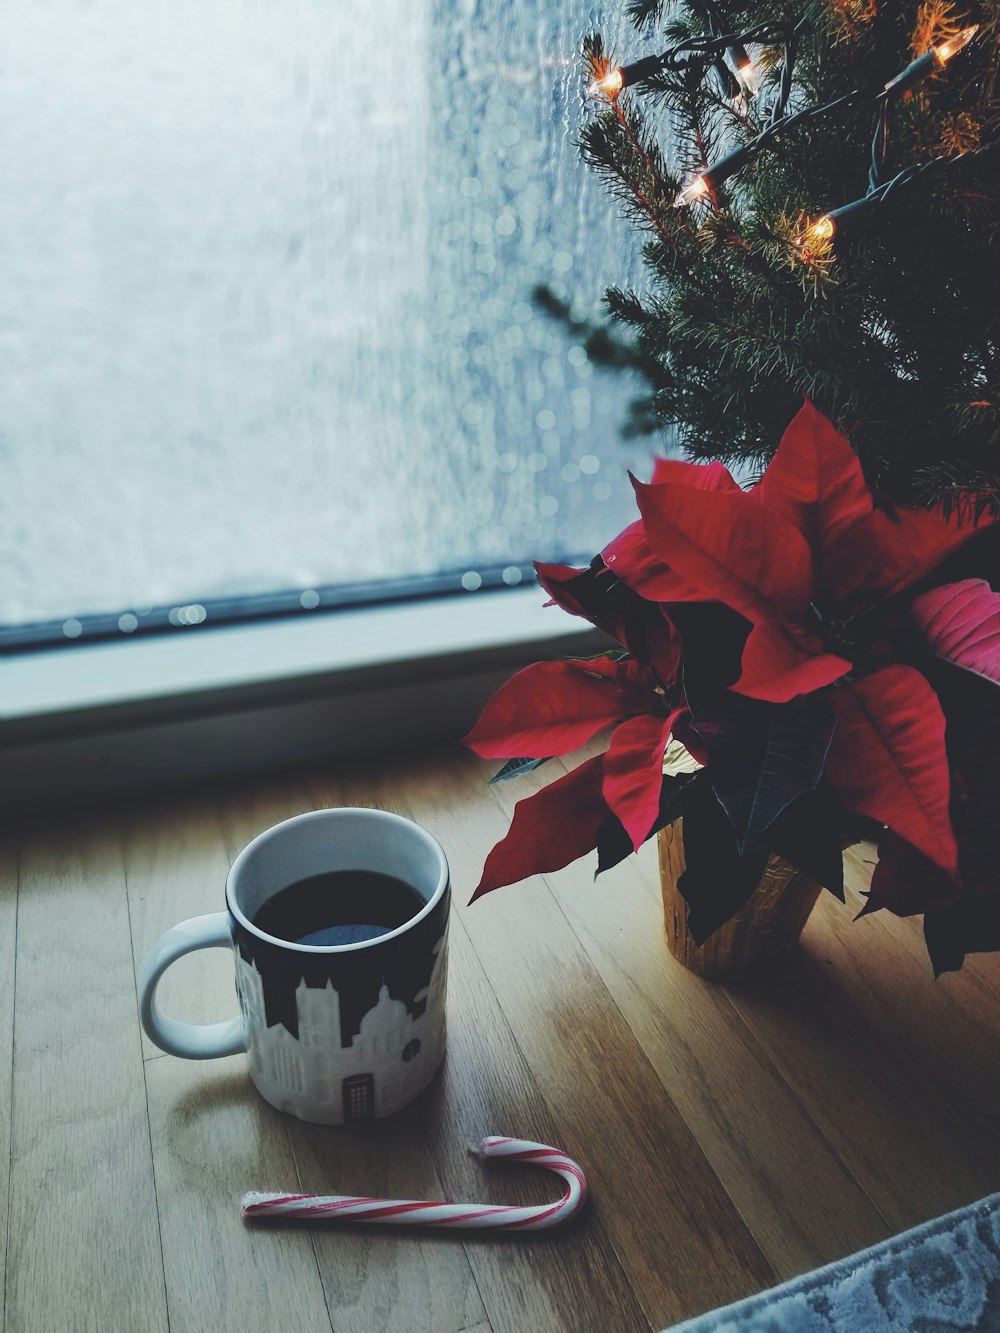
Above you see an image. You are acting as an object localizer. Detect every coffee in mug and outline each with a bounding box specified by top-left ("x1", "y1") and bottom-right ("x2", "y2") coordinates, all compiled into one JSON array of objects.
[{"x1": 139, "y1": 808, "x2": 450, "y2": 1125}]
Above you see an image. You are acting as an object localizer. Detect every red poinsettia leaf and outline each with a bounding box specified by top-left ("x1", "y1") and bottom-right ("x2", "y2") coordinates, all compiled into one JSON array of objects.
[
  {"x1": 732, "y1": 619, "x2": 852, "y2": 703},
  {"x1": 535, "y1": 557, "x2": 683, "y2": 684},
  {"x1": 595, "y1": 771, "x2": 697, "y2": 875},
  {"x1": 463, "y1": 658, "x2": 647, "y2": 759},
  {"x1": 670, "y1": 711, "x2": 709, "y2": 766},
  {"x1": 860, "y1": 829, "x2": 960, "y2": 919},
  {"x1": 910, "y1": 579, "x2": 1000, "y2": 686},
  {"x1": 469, "y1": 756, "x2": 607, "y2": 902},
  {"x1": 650, "y1": 458, "x2": 740, "y2": 490},
  {"x1": 534, "y1": 560, "x2": 588, "y2": 615},
  {"x1": 828, "y1": 504, "x2": 991, "y2": 603},
  {"x1": 601, "y1": 522, "x2": 703, "y2": 602},
  {"x1": 824, "y1": 665, "x2": 958, "y2": 876},
  {"x1": 633, "y1": 477, "x2": 815, "y2": 622},
  {"x1": 601, "y1": 712, "x2": 674, "y2": 851},
  {"x1": 754, "y1": 399, "x2": 873, "y2": 597}
]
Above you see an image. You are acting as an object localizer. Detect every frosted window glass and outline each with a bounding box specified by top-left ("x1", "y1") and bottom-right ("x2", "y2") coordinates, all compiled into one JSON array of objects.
[{"x1": 0, "y1": 1, "x2": 659, "y2": 627}]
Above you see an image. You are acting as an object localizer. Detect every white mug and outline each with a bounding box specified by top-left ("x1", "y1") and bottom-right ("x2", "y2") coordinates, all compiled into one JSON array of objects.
[{"x1": 140, "y1": 808, "x2": 450, "y2": 1124}]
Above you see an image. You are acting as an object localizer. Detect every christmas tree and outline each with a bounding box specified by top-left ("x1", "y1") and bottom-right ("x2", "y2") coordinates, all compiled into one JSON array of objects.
[{"x1": 572, "y1": 0, "x2": 998, "y2": 509}]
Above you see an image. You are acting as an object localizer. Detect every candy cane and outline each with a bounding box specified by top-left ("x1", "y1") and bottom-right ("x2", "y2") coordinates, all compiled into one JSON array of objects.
[{"x1": 240, "y1": 1136, "x2": 587, "y2": 1231}]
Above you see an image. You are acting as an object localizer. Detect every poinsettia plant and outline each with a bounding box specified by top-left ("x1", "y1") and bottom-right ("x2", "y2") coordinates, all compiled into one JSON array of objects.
[{"x1": 465, "y1": 401, "x2": 1000, "y2": 975}]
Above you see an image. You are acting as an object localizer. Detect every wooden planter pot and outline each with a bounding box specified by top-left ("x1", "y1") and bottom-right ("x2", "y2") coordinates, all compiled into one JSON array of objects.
[{"x1": 657, "y1": 821, "x2": 822, "y2": 982}]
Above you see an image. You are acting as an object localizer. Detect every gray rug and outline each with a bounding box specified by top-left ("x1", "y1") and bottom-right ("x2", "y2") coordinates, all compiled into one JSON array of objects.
[{"x1": 667, "y1": 1194, "x2": 1000, "y2": 1332}]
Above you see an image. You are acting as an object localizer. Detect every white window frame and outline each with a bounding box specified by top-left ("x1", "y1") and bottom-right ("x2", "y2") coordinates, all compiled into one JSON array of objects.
[{"x1": 1, "y1": 587, "x2": 601, "y2": 813}]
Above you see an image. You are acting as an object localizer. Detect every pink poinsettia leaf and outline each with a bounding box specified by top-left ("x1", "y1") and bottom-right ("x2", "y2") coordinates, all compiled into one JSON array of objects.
[
  {"x1": 687, "y1": 691, "x2": 835, "y2": 852},
  {"x1": 601, "y1": 712, "x2": 675, "y2": 851},
  {"x1": 824, "y1": 665, "x2": 958, "y2": 877},
  {"x1": 860, "y1": 829, "x2": 960, "y2": 919},
  {"x1": 910, "y1": 579, "x2": 1000, "y2": 686},
  {"x1": 469, "y1": 756, "x2": 607, "y2": 902},
  {"x1": 754, "y1": 399, "x2": 873, "y2": 596},
  {"x1": 633, "y1": 477, "x2": 815, "y2": 624},
  {"x1": 463, "y1": 658, "x2": 641, "y2": 759}
]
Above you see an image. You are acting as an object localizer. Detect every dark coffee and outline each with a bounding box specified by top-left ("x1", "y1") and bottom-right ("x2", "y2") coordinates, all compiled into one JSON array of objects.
[{"x1": 252, "y1": 870, "x2": 425, "y2": 947}]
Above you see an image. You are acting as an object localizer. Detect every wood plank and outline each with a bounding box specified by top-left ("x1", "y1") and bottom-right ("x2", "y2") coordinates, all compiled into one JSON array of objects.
[
  {"x1": 317, "y1": 751, "x2": 776, "y2": 1330},
  {"x1": 843, "y1": 845, "x2": 1000, "y2": 1131},
  {"x1": 285, "y1": 1115, "x2": 487, "y2": 1333},
  {"x1": 123, "y1": 794, "x2": 239, "y2": 1062},
  {"x1": 0, "y1": 835, "x2": 17, "y2": 1323},
  {"x1": 215, "y1": 777, "x2": 318, "y2": 863},
  {"x1": 144, "y1": 1053, "x2": 334, "y2": 1333},
  {"x1": 216, "y1": 781, "x2": 488, "y2": 1333},
  {"x1": 481, "y1": 756, "x2": 889, "y2": 1280},
  {"x1": 724, "y1": 887, "x2": 1000, "y2": 1234},
  {"x1": 7, "y1": 816, "x2": 168, "y2": 1332},
  {"x1": 308, "y1": 771, "x2": 652, "y2": 1333}
]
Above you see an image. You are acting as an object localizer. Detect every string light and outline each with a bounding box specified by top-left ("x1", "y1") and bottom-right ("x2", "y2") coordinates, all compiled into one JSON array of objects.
[
  {"x1": 936, "y1": 24, "x2": 978, "y2": 61},
  {"x1": 675, "y1": 176, "x2": 711, "y2": 206},
  {"x1": 733, "y1": 53, "x2": 760, "y2": 97},
  {"x1": 806, "y1": 140, "x2": 995, "y2": 241},
  {"x1": 588, "y1": 68, "x2": 624, "y2": 98},
  {"x1": 672, "y1": 144, "x2": 755, "y2": 206},
  {"x1": 588, "y1": 14, "x2": 983, "y2": 231},
  {"x1": 667, "y1": 22, "x2": 980, "y2": 210},
  {"x1": 884, "y1": 24, "x2": 979, "y2": 95},
  {"x1": 805, "y1": 215, "x2": 835, "y2": 242}
]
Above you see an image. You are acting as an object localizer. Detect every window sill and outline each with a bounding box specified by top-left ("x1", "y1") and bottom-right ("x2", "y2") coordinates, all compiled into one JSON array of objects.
[{"x1": 1, "y1": 587, "x2": 601, "y2": 814}]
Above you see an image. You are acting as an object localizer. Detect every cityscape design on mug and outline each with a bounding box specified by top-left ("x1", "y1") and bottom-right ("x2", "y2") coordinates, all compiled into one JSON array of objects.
[{"x1": 235, "y1": 933, "x2": 448, "y2": 1124}]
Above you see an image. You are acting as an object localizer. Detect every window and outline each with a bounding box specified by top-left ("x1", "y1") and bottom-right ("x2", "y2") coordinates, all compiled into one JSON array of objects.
[{"x1": 1, "y1": 1, "x2": 659, "y2": 648}]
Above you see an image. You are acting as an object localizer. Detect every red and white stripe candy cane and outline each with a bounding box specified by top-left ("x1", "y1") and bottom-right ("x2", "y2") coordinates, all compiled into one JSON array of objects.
[{"x1": 240, "y1": 1136, "x2": 587, "y2": 1231}]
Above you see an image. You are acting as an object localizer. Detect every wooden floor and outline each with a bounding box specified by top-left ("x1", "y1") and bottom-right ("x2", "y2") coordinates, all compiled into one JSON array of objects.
[{"x1": 3, "y1": 745, "x2": 1000, "y2": 1333}]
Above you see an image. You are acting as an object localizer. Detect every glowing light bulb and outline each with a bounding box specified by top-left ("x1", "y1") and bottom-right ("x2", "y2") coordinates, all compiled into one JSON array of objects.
[
  {"x1": 674, "y1": 175, "x2": 709, "y2": 207},
  {"x1": 808, "y1": 216, "x2": 835, "y2": 242},
  {"x1": 735, "y1": 58, "x2": 759, "y2": 96},
  {"x1": 935, "y1": 24, "x2": 978, "y2": 62},
  {"x1": 588, "y1": 67, "x2": 624, "y2": 98}
]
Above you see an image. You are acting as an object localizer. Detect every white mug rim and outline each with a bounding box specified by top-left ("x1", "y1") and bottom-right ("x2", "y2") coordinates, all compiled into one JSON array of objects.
[{"x1": 226, "y1": 807, "x2": 449, "y2": 955}]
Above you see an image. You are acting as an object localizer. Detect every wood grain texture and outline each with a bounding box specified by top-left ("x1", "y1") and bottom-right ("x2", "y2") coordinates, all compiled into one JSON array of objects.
[
  {"x1": 8, "y1": 818, "x2": 168, "y2": 1333},
  {"x1": 6, "y1": 745, "x2": 1000, "y2": 1333},
  {"x1": 310, "y1": 768, "x2": 652, "y2": 1333},
  {"x1": 144, "y1": 1054, "x2": 333, "y2": 1333},
  {"x1": 215, "y1": 783, "x2": 487, "y2": 1333},
  {"x1": 731, "y1": 889, "x2": 1000, "y2": 1233},
  {"x1": 483, "y1": 759, "x2": 890, "y2": 1281},
  {"x1": 124, "y1": 794, "x2": 239, "y2": 1062},
  {"x1": 332, "y1": 754, "x2": 777, "y2": 1330}
]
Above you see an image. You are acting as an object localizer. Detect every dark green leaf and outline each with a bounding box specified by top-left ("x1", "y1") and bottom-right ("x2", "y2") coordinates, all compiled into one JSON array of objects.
[
  {"x1": 766, "y1": 780, "x2": 847, "y2": 902},
  {"x1": 924, "y1": 892, "x2": 1000, "y2": 977},
  {"x1": 677, "y1": 780, "x2": 770, "y2": 945},
  {"x1": 689, "y1": 691, "x2": 835, "y2": 852},
  {"x1": 489, "y1": 757, "x2": 550, "y2": 784}
]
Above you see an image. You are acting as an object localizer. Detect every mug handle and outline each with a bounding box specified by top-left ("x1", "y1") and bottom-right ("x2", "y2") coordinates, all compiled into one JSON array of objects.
[{"x1": 139, "y1": 913, "x2": 248, "y2": 1059}]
